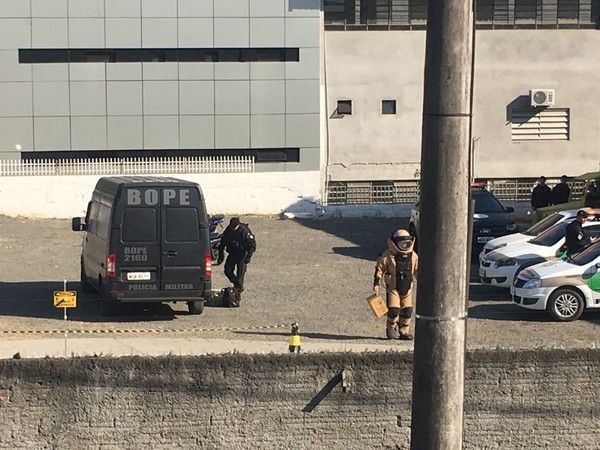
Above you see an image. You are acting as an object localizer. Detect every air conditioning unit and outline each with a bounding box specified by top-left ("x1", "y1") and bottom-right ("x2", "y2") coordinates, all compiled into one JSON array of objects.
[{"x1": 530, "y1": 89, "x2": 555, "y2": 107}]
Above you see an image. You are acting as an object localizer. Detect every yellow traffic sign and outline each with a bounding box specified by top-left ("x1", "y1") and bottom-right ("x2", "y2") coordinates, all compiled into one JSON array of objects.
[{"x1": 53, "y1": 291, "x2": 77, "y2": 308}]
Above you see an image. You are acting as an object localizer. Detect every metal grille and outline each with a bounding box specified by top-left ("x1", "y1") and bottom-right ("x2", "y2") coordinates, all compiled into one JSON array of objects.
[
  {"x1": 486, "y1": 178, "x2": 585, "y2": 202},
  {"x1": 488, "y1": 179, "x2": 537, "y2": 202},
  {"x1": 326, "y1": 179, "x2": 586, "y2": 205},
  {"x1": 326, "y1": 181, "x2": 420, "y2": 205},
  {"x1": 511, "y1": 108, "x2": 570, "y2": 141},
  {"x1": 0, "y1": 156, "x2": 255, "y2": 177}
]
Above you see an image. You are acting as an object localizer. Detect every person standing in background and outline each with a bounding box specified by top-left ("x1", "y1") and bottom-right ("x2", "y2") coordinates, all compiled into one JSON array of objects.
[
  {"x1": 551, "y1": 175, "x2": 571, "y2": 205},
  {"x1": 531, "y1": 176, "x2": 552, "y2": 210}
]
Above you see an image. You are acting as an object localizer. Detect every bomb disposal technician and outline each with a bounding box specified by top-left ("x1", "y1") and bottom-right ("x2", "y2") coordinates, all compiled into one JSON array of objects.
[{"x1": 373, "y1": 229, "x2": 419, "y2": 341}]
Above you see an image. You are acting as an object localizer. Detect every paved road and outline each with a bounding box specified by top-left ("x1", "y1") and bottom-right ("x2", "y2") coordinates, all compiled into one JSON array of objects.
[{"x1": 1, "y1": 214, "x2": 599, "y2": 353}]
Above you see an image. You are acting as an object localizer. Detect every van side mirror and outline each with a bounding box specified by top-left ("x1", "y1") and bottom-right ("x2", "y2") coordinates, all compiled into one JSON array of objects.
[
  {"x1": 505, "y1": 206, "x2": 515, "y2": 213},
  {"x1": 71, "y1": 217, "x2": 86, "y2": 232}
]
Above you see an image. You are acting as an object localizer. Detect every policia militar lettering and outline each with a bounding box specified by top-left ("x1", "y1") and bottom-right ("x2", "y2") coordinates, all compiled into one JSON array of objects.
[
  {"x1": 215, "y1": 217, "x2": 256, "y2": 302},
  {"x1": 373, "y1": 229, "x2": 419, "y2": 340}
]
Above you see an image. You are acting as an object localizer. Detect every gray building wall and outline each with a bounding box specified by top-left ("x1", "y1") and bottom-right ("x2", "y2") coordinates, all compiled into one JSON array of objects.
[
  {"x1": 324, "y1": 29, "x2": 600, "y2": 181},
  {"x1": 0, "y1": 349, "x2": 599, "y2": 449},
  {"x1": 0, "y1": 0, "x2": 321, "y2": 172}
]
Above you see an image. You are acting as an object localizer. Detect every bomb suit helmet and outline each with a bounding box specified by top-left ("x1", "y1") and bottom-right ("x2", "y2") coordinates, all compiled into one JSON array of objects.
[{"x1": 391, "y1": 229, "x2": 414, "y2": 253}]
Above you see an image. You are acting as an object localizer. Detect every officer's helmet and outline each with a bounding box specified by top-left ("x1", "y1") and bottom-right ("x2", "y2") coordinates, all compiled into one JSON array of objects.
[{"x1": 392, "y1": 229, "x2": 414, "y2": 252}]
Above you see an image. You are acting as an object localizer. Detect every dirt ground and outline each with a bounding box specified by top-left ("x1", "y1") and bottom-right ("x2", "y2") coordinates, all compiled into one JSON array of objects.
[{"x1": 1, "y1": 214, "x2": 600, "y2": 350}]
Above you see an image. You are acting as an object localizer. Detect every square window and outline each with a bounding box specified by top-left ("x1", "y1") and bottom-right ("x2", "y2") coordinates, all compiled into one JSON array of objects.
[
  {"x1": 382, "y1": 100, "x2": 396, "y2": 114},
  {"x1": 337, "y1": 99, "x2": 352, "y2": 115}
]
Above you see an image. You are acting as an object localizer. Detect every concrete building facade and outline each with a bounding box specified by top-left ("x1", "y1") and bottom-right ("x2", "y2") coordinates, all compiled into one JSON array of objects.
[
  {"x1": 323, "y1": 0, "x2": 600, "y2": 184},
  {"x1": 0, "y1": 0, "x2": 321, "y2": 175}
]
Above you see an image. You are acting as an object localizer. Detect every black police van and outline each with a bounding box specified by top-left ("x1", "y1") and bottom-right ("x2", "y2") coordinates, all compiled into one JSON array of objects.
[{"x1": 72, "y1": 176, "x2": 212, "y2": 316}]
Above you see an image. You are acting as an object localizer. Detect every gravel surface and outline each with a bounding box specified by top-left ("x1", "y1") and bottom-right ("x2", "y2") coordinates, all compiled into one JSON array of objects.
[{"x1": 1, "y1": 214, "x2": 600, "y2": 350}]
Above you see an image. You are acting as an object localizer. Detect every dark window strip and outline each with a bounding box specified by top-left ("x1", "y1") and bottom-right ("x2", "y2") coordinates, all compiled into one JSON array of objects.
[
  {"x1": 20, "y1": 148, "x2": 301, "y2": 163},
  {"x1": 324, "y1": 0, "x2": 600, "y2": 29},
  {"x1": 326, "y1": 22, "x2": 597, "y2": 31},
  {"x1": 19, "y1": 48, "x2": 300, "y2": 64}
]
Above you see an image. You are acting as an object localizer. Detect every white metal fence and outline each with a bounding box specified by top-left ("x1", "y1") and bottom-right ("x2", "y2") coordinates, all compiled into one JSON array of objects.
[{"x1": 0, "y1": 156, "x2": 255, "y2": 177}]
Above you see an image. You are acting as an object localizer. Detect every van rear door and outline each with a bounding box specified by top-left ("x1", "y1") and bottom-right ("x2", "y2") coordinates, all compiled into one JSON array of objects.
[
  {"x1": 160, "y1": 199, "x2": 206, "y2": 292},
  {"x1": 119, "y1": 205, "x2": 161, "y2": 290},
  {"x1": 115, "y1": 185, "x2": 208, "y2": 297}
]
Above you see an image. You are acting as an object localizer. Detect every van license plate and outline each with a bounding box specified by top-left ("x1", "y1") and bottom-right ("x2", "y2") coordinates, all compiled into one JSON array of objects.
[
  {"x1": 127, "y1": 272, "x2": 151, "y2": 281},
  {"x1": 477, "y1": 237, "x2": 494, "y2": 243}
]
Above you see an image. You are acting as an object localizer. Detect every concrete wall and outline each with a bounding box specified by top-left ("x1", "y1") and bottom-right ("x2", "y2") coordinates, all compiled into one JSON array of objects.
[
  {"x1": 324, "y1": 29, "x2": 600, "y2": 181},
  {"x1": 0, "y1": 171, "x2": 321, "y2": 218},
  {"x1": 0, "y1": 349, "x2": 598, "y2": 449},
  {"x1": 324, "y1": 31, "x2": 425, "y2": 182}
]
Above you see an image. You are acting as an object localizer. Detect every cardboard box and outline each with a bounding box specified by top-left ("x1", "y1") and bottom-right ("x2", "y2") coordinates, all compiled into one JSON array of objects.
[{"x1": 366, "y1": 294, "x2": 388, "y2": 318}]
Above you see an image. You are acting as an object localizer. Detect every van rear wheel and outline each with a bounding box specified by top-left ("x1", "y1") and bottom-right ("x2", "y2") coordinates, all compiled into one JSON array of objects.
[{"x1": 188, "y1": 300, "x2": 204, "y2": 315}]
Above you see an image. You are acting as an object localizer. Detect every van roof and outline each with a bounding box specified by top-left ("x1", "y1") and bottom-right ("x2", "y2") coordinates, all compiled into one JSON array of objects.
[
  {"x1": 99, "y1": 176, "x2": 196, "y2": 185},
  {"x1": 93, "y1": 176, "x2": 200, "y2": 197}
]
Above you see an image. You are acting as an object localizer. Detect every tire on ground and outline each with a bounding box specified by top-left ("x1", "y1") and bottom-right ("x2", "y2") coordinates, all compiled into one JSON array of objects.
[
  {"x1": 547, "y1": 287, "x2": 585, "y2": 322},
  {"x1": 188, "y1": 300, "x2": 204, "y2": 315}
]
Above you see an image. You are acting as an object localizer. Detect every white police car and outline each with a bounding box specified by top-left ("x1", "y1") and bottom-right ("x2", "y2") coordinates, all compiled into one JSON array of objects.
[
  {"x1": 511, "y1": 240, "x2": 600, "y2": 321},
  {"x1": 479, "y1": 219, "x2": 600, "y2": 289},
  {"x1": 479, "y1": 208, "x2": 594, "y2": 263}
]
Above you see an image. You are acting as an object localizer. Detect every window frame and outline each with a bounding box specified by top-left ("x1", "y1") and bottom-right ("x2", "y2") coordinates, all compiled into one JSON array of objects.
[
  {"x1": 382, "y1": 99, "x2": 397, "y2": 115},
  {"x1": 337, "y1": 99, "x2": 353, "y2": 115}
]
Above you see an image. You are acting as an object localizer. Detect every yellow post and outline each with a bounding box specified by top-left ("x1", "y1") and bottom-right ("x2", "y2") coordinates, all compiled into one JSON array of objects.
[{"x1": 288, "y1": 322, "x2": 301, "y2": 353}]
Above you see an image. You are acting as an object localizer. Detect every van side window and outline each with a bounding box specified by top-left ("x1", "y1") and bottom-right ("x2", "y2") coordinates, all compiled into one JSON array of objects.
[
  {"x1": 96, "y1": 204, "x2": 111, "y2": 240},
  {"x1": 166, "y1": 208, "x2": 199, "y2": 242},
  {"x1": 122, "y1": 208, "x2": 157, "y2": 243},
  {"x1": 87, "y1": 201, "x2": 100, "y2": 234},
  {"x1": 84, "y1": 201, "x2": 92, "y2": 223}
]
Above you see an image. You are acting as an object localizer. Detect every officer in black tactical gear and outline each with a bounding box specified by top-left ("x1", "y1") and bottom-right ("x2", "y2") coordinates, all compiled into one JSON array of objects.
[
  {"x1": 215, "y1": 217, "x2": 256, "y2": 299},
  {"x1": 565, "y1": 210, "x2": 596, "y2": 257}
]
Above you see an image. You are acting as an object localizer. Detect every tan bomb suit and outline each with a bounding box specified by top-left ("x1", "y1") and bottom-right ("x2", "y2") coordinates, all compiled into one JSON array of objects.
[{"x1": 373, "y1": 232, "x2": 418, "y2": 339}]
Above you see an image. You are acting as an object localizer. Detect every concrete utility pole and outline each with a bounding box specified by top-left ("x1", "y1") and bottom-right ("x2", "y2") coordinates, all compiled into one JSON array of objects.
[{"x1": 410, "y1": 0, "x2": 474, "y2": 449}]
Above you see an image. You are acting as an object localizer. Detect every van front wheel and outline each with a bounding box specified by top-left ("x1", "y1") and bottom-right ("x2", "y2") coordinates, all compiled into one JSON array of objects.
[{"x1": 188, "y1": 301, "x2": 204, "y2": 315}]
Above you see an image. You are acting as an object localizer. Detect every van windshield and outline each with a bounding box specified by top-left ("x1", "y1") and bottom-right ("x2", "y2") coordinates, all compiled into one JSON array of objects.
[
  {"x1": 524, "y1": 212, "x2": 565, "y2": 237},
  {"x1": 530, "y1": 221, "x2": 569, "y2": 247}
]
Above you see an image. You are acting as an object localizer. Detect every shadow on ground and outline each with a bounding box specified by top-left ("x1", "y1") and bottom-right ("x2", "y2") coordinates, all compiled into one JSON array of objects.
[
  {"x1": 468, "y1": 303, "x2": 600, "y2": 325},
  {"x1": 467, "y1": 303, "x2": 550, "y2": 322},
  {"x1": 0, "y1": 281, "x2": 181, "y2": 322},
  {"x1": 468, "y1": 284, "x2": 512, "y2": 302},
  {"x1": 293, "y1": 217, "x2": 408, "y2": 261},
  {"x1": 233, "y1": 329, "x2": 389, "y2": 342}
]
